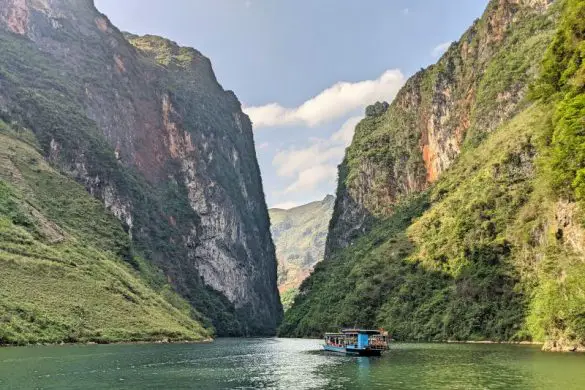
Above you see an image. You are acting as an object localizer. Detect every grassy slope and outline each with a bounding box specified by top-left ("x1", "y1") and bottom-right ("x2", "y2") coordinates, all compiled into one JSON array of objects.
[
  {"x1": 281, "y1": 0, "x2": 585, "y2": 349},
  {"x1": 0, "y1": 23, "x2": 258, "y2": 337},
  {"x1": 278, "y1": 192, "x2": 431, "y2": 337},
  {"x1": 280, "y1": 106, "x2": 545, "y2": 339},
  {"x1": 0, "y1": 124, "x2": 211, "y2": 345}
]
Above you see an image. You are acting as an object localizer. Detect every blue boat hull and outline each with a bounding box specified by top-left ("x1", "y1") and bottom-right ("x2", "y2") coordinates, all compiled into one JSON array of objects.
[
  {"x1": 322, "y1": 345, "x2": 383, "y2": 356},
  {"x1": 323, "y1": 345, "x2": 346, "y2": 354}
]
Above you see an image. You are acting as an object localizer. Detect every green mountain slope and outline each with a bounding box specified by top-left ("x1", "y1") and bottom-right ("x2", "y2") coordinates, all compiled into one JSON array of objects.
[
  {"x1": 281, "y1": 0, "x2": 585, "y2": 352},
  {"x1": 0, "y1": 0, "x2": 281, "y2": 337},
  {"x1": 0, "y1": 124, "x2": 211, "y2": 345},
  {"x1": 269, "y1": 195, "x2": 334, "y2": 310}
]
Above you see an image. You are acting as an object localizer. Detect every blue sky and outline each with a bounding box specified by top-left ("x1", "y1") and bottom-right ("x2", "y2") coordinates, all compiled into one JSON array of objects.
[{"x1": 95, "y1": 0, "x2": 489, "y2": 209}]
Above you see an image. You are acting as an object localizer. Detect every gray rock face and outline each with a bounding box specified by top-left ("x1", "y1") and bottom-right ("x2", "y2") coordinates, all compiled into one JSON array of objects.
[
  {"x1": 325, "y1": 0, "x2": 553, "y2": 257},
  {"x1": 324, "y1": 161, "x2": 373, "y2": 259},
  {"x1": 0, "y1": 0, "x2": 282, "y2": 335}
]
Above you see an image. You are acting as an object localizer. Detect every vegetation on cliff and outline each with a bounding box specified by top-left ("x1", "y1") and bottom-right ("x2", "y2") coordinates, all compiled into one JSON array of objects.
[
  {"x1": 526, "y1": 0, "x2": 585, "y2": 350},
  {"x1": 0, "y1": 124, "x2": 211, "y2": 345},
  {"x1": 281, "y1": 106, "x2": 548, "y2": 339},
  {"x1": 0, "y1": 0, "x2": 281, "y2": 339},
  {"x1": 532, "y1": 0, "x2": 585, "y2": 204},
  {"x1": 281, "y1": 0, "x2": 585, "y2": 351}
]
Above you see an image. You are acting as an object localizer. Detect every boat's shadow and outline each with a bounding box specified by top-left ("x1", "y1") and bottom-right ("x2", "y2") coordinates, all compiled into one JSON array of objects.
[{"x1": 305, "y1": 349, "x2": 386, "y2": 360}]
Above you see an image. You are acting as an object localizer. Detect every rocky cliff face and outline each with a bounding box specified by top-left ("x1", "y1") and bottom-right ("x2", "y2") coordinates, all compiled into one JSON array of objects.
[
  {"x1": 282, "y1": 0, "x2": 585, "y2": 351},
  {"x1": 0, "y1": 0, "x2": 282, "y2": 335},
  {"x1": 326, "y1": 0, "x2": 555, "y2": 256},
  {"x1": 269, "y1": 195, "x2": 334, "y2": 309},
  {"x1": 0, "y1": 125, "x2": 212, "y2": 345}
]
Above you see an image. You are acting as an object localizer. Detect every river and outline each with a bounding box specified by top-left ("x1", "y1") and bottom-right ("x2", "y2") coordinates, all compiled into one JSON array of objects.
[{"x1": 0, "y1": 338, "x2": 584, "y2": 389}]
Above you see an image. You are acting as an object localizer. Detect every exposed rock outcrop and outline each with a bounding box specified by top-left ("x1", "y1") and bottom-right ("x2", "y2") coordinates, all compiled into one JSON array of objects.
[
  {"x1": 281, "y1": 0, "x2": 585, "y2": 352},
  {"x1": 325, "y1": 0, "x2": 555, "y2": 256},
  {"x1": 0, "y1": 0, "x2": 282, "y2": 335}
]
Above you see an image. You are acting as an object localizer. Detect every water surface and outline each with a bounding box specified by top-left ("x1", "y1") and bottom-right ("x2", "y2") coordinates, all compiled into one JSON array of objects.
[{"x1": 0, "y1": 339, "x2": 584, "y2": 389}]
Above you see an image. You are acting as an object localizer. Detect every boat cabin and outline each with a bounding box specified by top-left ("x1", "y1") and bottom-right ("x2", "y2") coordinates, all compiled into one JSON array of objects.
[{"x1": 323, "y1": 328, "x2": 389, "y2": 356}]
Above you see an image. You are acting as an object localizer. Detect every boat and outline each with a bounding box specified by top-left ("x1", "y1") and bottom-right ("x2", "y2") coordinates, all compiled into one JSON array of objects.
[{"x1": 323, "y1": 328, "x2": 390, "y2": 356}]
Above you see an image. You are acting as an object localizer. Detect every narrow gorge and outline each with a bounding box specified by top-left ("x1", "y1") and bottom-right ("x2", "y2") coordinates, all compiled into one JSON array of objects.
[{"x1": 1, "y1": 0, "x2": 584, "y2": 354}]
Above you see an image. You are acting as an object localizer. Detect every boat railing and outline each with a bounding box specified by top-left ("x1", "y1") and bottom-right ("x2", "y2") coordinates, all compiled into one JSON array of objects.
[
  {"x1": 325, "y1": 330, "x2": 389, "y2": 351},
  {"x1": 368, "y1": 335, "x2": 389, "y2": 350}
]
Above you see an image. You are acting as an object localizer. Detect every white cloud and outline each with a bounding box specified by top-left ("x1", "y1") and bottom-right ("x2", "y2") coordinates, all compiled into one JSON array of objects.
[
  {"x1": 257, "y1": 142, "x2": 269, "y2": 150},
  {"x1": 331, "y1": 115, "x2": 362, "y2": 146},
  {"x1": 271, "y1": 201, "x2": 299, "y2": 210},
  {"x1": 245, "y1": 69, "x2": 405, "y2": 128},
  {"x1": 272, "y1": 115, "x2": 364, "y2": 196},
  {"x1": 283, "y1": 164, "x2": 338, "y2": 194},
  {"x1": 402, "y1": 8, "x2": 410, "y2": 15},
  {"x1": 273, "y1": 142, "x2": 345, "y2": 178},
  {"x1": 244, "y1": 0, "x2": 252, "y2": 8},
  {"x1": 260, "y1": 70, "x2": 404, "y2": 200},
  {"x1": 432, "y1": 41, "x2": 453, "y2": 58}
]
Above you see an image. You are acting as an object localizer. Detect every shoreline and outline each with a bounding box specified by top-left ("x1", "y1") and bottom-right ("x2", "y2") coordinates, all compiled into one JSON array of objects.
[
  {"x1": 0, "y1": 335, "x2": 282, "y2": 349},
  {"x1": 444, "y1": 340, "x2": 543, "y2": 345},
  {"x1": 285, "y1": 336, "x2": 585, "y2": 352},
  {"x1": 293, "y1": 336, "x2": 544, "y2": 346},
  {"x1": 4, "y1": 337, "x2": 584, "y2": 353},
  {"x1": 0, "y1": 337, "x2": 214, "y2": 349}
]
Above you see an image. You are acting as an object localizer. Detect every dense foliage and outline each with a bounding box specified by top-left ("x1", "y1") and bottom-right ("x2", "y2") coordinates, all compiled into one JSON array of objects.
[
  {"x1": 280, "y1": 288, "x2": 299, "y2": 312},
  {"x1": 282, "y1": 0, "x2": 585, "y2": 350},
  {"x1": 532, "y1": 0, "x2": 585, "y2": 203},
  {"x1": 524, "y1": 0, "x2": 585, "y2": 349},
  {"x1": 281, "y1": 107, "x2": 545, "y2": 341}
]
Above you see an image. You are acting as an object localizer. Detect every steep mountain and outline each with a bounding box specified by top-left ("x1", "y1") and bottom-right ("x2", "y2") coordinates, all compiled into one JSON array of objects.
[
  {"x1": 0, "y1": 125, "x2": 212, "y2": 344},
  {"x1": 281, "y1": 0, "x2": 585, "y2": 351},
  {"x1": 0, "y1": 0, "x2": 282, "y2": 338},
  {"x1": 269, "y1": 195, "x2": 334, "y2": 310}
]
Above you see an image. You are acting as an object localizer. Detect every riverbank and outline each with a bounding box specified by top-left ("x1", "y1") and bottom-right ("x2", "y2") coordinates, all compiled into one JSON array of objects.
[
  {"x1": 414, "y1": 339, "x2": 585, "y2": 352},
  {"x1": 5, "y1": 336, "x2": 583, "y2": 353},
  {"x1": 445, "y1": 340, "x2": 543, "y2": 345},
  {"x1": 543, "y1": 340, "x2": 585, "y2": 353},
  {"x1": 413, "y1": 339, "x2": 585, "y2": 352},
  {"x1": 0, "y1": 337, "x2": 214, "y2": 349}
]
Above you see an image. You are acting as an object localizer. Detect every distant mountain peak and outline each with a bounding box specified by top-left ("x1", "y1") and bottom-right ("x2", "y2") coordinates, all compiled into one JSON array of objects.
[{"x1": 269, "y1": 197, "x2": 335, "y2": 310}]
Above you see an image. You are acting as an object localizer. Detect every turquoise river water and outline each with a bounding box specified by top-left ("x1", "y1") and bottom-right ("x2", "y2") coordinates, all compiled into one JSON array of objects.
[{"x1": 0, "y1": 338, "x2": 584, "y2": 389}]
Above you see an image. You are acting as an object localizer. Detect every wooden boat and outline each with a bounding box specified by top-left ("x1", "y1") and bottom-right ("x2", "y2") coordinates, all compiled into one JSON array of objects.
[{"x1": 323, "y1": 328, "x2": 389, "y2": 356}]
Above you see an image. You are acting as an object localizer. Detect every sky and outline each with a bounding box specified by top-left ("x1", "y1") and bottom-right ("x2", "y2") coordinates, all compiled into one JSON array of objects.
[{"x1": 95, "y1": 0, "x2": 489, "y2": 209}]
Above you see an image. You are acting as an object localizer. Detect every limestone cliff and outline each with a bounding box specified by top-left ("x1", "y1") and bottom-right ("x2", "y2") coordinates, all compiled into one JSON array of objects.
[
  {"x1": 326, "y1": 0, "x2": 555, "y2": 256},
  {"x1": 0, "y1": 0, "x2": 282, "y2": 335},
  {"x1": 282, "y1": 0, "x2": 585, "y2": 352}
]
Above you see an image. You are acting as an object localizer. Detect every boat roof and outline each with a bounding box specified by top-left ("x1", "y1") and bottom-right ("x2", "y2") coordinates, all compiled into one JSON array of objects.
[
  {"x1": 340, "y1": 328, "x2": 383, "y2": 335},
  {"x1": 325, "y1": 329, "x2": 384, "y2": 336}
]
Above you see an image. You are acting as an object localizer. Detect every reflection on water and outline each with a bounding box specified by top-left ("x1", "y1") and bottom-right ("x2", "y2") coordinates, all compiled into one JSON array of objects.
[
  {"x1": 0, "y1": 339, "x2": 584, "y2": 389},
  {"x1": 355, "y1": 356, "x2": 371, "y2": 388}
]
